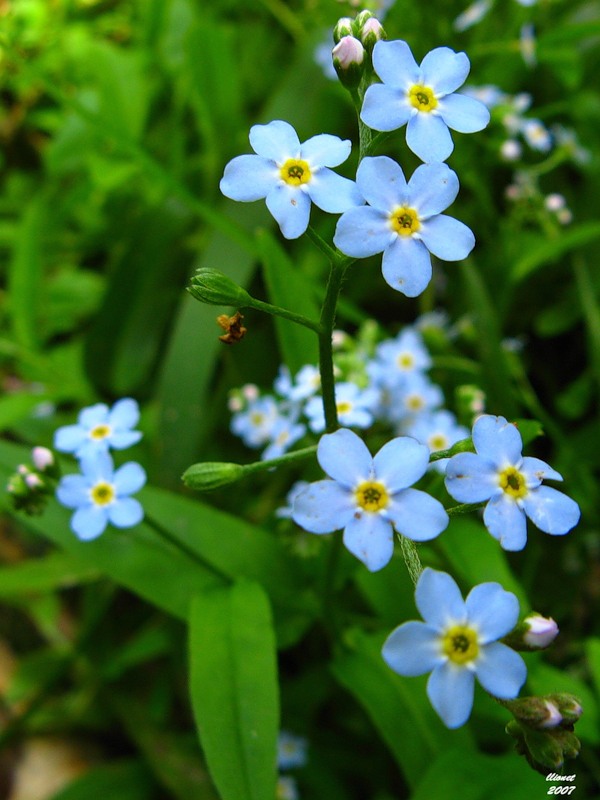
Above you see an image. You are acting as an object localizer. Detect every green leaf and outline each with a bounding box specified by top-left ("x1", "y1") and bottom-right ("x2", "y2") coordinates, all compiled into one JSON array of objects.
[
  {"x1": 7, "y1": 198, "x2": 45, "y2": 351},
  {"x1": 189, "y1": 581, "x2": 279, "y2": 800},
  {"x1": 50, "y1": 761, "x2": 154, "y2": 800},
  {"x1": 585, "y1": 637, "x2": 600, "y2": 701},
  {"x1": 0, "y1": 552, "x2": 99, "y2": 598},
  {"x1": 511, "y1": 222, "x2": 600, "y2": 284}
]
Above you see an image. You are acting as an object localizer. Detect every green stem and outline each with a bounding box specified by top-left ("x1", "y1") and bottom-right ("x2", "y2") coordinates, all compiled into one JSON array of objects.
[
  {"x1": 318, "y1": 260, "x2": 347, "y2": 431},
  {"x1": 399, "y1": 536, "x2": 423, "y2": 586},
  {"x1": 248, "y1": 296, "x2": 321, "y2": 333},
  {"x1": 447, "y1": 502, "x2": 485, "y2": 516},
  {"x1": 241, "y1": 445, "x2": 318, "y2": 476}
]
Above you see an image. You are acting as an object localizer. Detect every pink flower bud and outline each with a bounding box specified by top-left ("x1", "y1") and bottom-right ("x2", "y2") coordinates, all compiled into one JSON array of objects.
[
  {"x1": 360, "y1": 18, "x2": 385, "y2": 50},
  {"x1": 332, "y1": 36, "x2": 365, "y2": 70},
  {"x1": 539, "y1": 700, "x2": 563, "y2": 729},
  {"x1": 32, "y1": 446, "x2": 54, "y2": 471},
  {"x1": 523, "y1": 614, "x2": 559, "y2": 649}
]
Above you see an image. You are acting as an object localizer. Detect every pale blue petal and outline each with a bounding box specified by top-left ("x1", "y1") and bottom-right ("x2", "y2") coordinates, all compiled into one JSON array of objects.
[
  {"x1": 382, "y1": 621, "x2": 443, "y2": 676},
  {"x1": 418, "y1": 215, "x2": 475, "y2": 261},
  {"x1": 249, "y1": 120, "x2": 300, "y2": 160},
  {"x1": 292, "y1": 480, "x2": 355, "y2": 533},
  {"x1": 71, "y1": 505, "x2": 108, "y2": 541},
  {"x1": 437, "y1": 93, "x2": 490, "y2": 133},
  {"x1": 521, "y1": 457, "x2": 563, "y2": 485},
  {"x1": 483, "y1": 494, "x2": 528, "y2": 550},
  {"x1": 220, "y1": 154, "x2": 277, "y2": 201},
  {"x1": 381, "y1": 236, "x2": 432, "y2": 297},
  {"x1": 109, "y1": 431, "x2": 143, "y2": 449},
  {"x1": 56, "y1": 475, "x2": 90, "y2": 509},
  {"x1": 80, "y1": 451, "x2": 114, "y2": 483},
  {"x1": 114, "y1": 462, "x2": 146, "y2": 495},
  {"x1": 342, "y1": 512, "x2": 394, "y2": 571},
  {"x1": 522, "y1": 486, "x2": 581, "y2": 535},
  {"x1": 387, "y1": 488, "x2": 448, "y2": 542},
  {"x1": 465, "y1": 583, "x2": 520, "y2": 642},
  {"x1": 265, "y1": 184, "x2": 311, "y2": 239},
  {"x1": 475, "y1": 642, "x2": 527, "y2": 698},
  {"x1": 300, "y1": 134, "x2": 351, "y2": 168},
  {"x1": 420, "y1": 48, "x2": 470, "y2": 96},
  {"x1": 360, "y1": 84, "x2": 413, "y2": 132},
  {"x1": 407, "y1": 163, "x2": 459, "y2": 218},
  {"x1": 472, "y1": 415, "x2": 523, "y2": 465},
  {"x1": 427, "y1": 662, "x2": 475, "y2": 728},
  {"x1": 54, "y1": 424, "x2": 87, "y2": 453},
  {"x1": 415, "y1": 568, "x2": 466, "y2": 628},
  {"x1": 334, "y1": 206, "x2": 393, "y2": 257},
  {"x1": 373, "y1": 436, "x2": 429, "y2": 491},
  {"x1": 109, "y1": 398, "x2": 140, "y2": 430},
  {"x1": 444, "y1": 452, "x2": 497, "y2": 503},
  {"x1": 372, "y1": 40, "x2": 420, "y2": 87},
  {"x1": 308, "y1": 169, "x2": 363, "y2": 213},
  {"x1": 78, "y1": 403, "x2": 109, "y2": 428},
  {"x1": 341, "y1": 407, "x2": 373, "y2": 428},
  {"x1": 317, "y1": 428, "x2": 373, "y2": 487},
  {"x1": 406, "y1": 113, "x2": 453, "y2": 163},
  {"x1": 108, "y1": 497, "x2": 144, "y2": 528},
  {"x1": 356, "y1": 156, "x2": 407, "y2": 210}
]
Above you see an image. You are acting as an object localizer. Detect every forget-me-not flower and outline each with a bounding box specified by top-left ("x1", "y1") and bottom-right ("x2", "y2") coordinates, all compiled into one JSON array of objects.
[
  {"x1": 277, "y1": 731, "x2": 308, "y2": 770},
  {"x1": 56, "y1": 452, "x2": 146, "y2": 541},
  {"x1": 445, "y1": 414, "x2": 580, "y2": 550},
  {"x1": 360, "y1": 40, "x2": 490, "y2": 163},
  {"x1": 334, "y1": 157, "x2": 474, "y2": 297},
  {"x1": 54, "y1": 398, "x2": 142, "y2": 460},
  {"x1": 304, "y1": 382, "x2": 378, "y2": 433},
  {"x1": 382, "y1": 568, "x2": 527, "y2": 728},
  {"x1": 293, "y1": 428, "x2": 448, "y2": 571},
  {"x1": 220, "y1": 120, "x2": 363, "y2": 239}
]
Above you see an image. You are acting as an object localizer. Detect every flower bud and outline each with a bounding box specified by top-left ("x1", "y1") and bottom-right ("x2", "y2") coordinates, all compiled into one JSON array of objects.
[
  {"x1": 333, "y1": 17, "x2": 353, "y2": 43},
  {"x1": 332, "y1": 36, "x2": 365, "y2": 89},
  {"x1": 523, "y1": 614, "x2": 559, "y2": 649},
  {"x1": 182, "y1": 461, "x2": 246, "y2": 491},
  {"x1": 188, "y1": 268, "x2": 252, "y2": 308},
  {"x1": 353, "y1": 10, "x2": 374, "y2": 33},
  {"x1": 360, "y1": 17, "x2": 386, "y2": 51},
  {"x1": 552, "y1": 693, "x2": 583, "y2": 725},
  {"x1": 32, "y1": 446, "x2": 54, "y2": 471}
]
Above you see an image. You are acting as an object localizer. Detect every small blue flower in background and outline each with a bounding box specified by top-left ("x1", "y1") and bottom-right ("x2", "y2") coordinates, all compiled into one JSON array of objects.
[
  {"x1": 276, "y1": 775, "x2": 299, "y2": 800},
  {"x1": 304, "y1": 381, "x2": 378, "y2": 433},
  {"x1": 334, "y1": 157, "x2": 474, "y2": 297},
  {"x1": 230, "y1": 396, "x2": 281, "y2": 449},
  {"x1": 369, "y1": 328, "x2": 432, "y2": 390},
  {"x1": 445, "y1": 414, "x2": 580, "y2": 550},
  {"x1": 382, "y1": 568, "x2": 527, "y2": 728},
  {"x1": 56, "y1": 452, "x2": 146, "y2": 541},
  {"x1": 54, "y1": 398, "x2": 142, "y2": 460},
  {"x1": 277, "y1": 730, "x2": 308, "y2": 770},
  {"x1": 292, "y1": 428, "x2": 448, "y2": 571},
  {"x1": 219, "y1": 120, "x2": 363, "y2": 240},
  {"x1": 261, "y1": 415, "x2": 306, "y2": 461},
  {"x1": 406, "y1": 409, "x2": 469, "y2": 472},
  {"x1": 360, "y1": 40, "x2": 490, "y2": 163}
]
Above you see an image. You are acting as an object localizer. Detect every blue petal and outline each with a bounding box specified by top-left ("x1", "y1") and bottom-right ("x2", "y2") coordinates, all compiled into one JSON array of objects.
[
  {"x1": 360, "y1": 84, "x2": 413, "y2": 133},
  {"x1": 418, "y1": 215, "x2": 475, "y2": 261},
  {"x1": 373, "y1": 436, "x2": 429, "y2": 491},
  {"x1": 249, "y1": 120, "x2": 300, "y2": 160},
  {"x1": 521, "y1": 486, "x2": 581, "y2": 535},
  {"x1": 407, "y1": 163, "x2": 459, "y2": 218},
  {"x1": 80, "y1": 451, "x2": 114, "y2": 483},
  {"x1": 300, "y1": 133, "x2": 351, "y2": 168},
  {"x1": 437, "y1": 93, "x2": 490, "y2": 133},
  {"x1": 78, "y1": 403, "x2": 109, "y2": 428},
  {"x1": 317, "y1": 428, "x2": 373, "y2": 487},
  {"x1": 108, "y1": 497, "x2": 144, "y2": 528},
  {"x1": 465, "y1": 583, "x2": 520, "y2": 642},
  {"x1": 292, "y1": 479, "x2": 355, "y2": 533},
  {"x1": 342, "y1": 512, "x2": 394, "y2": 571},
  {"x1": 54, "y1": 424, "x2": 86, "y2": 453},
  {"x1": 521, "y1": 456, "x2": 563, "y2": 485},
  {"x1": 483, "y1": 494, "x2": 528, "y2": 550},
  {"x1": 114, "y1": 462, "x2": 146, "y2": 495},
  {"x1": 265, "y1": 184, "x2": 311, "y2": 239},
  {"x1": 381, "y1": 237, "x2": 432, "y2": 297},
  {"x1": 427, "y1": 662, "x2": 475, "y2": 728},
  {"x1": 109, "y1": 431, "x2": 143, "y2": 450},
  {"x1": 308, "y1": 169, "x2": 363, "y2": 213},
  {"x1": 109, "y1": 398, "x2": 140, "y2": 430},
  {"x1": 415, "y1": 568, "x2": 466, "y2": 629},
  {"x1": 406, "y1": 113, "x2": 453, "y2": 163},
  {"x1": 71, "y1": 505, "x2": 109, "y2": 541},
  {"x1": 420, "y1": 48, "x2": 470, "y2": 96},
  {"x1": 472, "y1": 415, "x2": 523, "y2": 465},
  {"x1": 334, "y1": 206, "x2": 393, "y2": 258},
  {"x1": 444, "y1": 452, "x2": 497, "y2": 503},
  {"x1": 475, "y1": 642, "x2": 527, "y2": 699},
  {"x1": 382, "y1": 621, "x2": 443, "y2": 676},
  {"x1": 56, "y1": 474, "x2": 90, "y2": 509},
  {"x1": 387, "y1": 488, "x2": 448, "y2": 542},
  {"x1": 357, "y1": 156, "x2": 407, "y2": 210},
  {"x1": 372, "y1": 40, "x2": 420, "y2": 87},
  {"x1": 220, "y1": 154, "x2": 277, "y2": 201}
]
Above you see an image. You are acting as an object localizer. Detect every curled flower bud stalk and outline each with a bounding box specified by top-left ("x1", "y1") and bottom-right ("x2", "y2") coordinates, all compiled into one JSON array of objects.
[
  {"x1": 182, "y1": 461, "x2": 246, "y2": 492},
  {"x1": 332, "y1": 36, "x2": 366, "y2": 89},
  {"x1": 188, "y1": 268, "x2": 252, "y2": 308},
  {"x1": 333, "y1": 17, "x2": 354, "y2": 43}
]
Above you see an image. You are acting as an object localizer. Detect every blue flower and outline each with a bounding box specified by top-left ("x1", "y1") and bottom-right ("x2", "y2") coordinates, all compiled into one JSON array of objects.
[
  {"x1": 56, "y1": 452, "x2": 146, "y2": 541},
  {"x1": 382, "y1": 568, "x2": 527, "y2": 728},
  {"x1": 277, "y1": 731, "x2": 308, "y2": 770},
  {"x1": 261, "y1": 415, "x2": 306, "y2": 461},
  {"x1": 293, "y1": 428, "x2": 448, "y2": 571},
  {"x1": 360, "y1": 40, "x2": 490, "y2": 163},
  {"x1": 54, "y1": 399, "x2": 142, "y2": 460},
  {"x1": 334, "y1": 157, "x2": 474, "y2": 297},
  {"x1": 444, "y1": 414, "x2": 580, "y2": 550},
  {"x1": 231, "y1": 396, "x2": 281, "y2": 449},
  {"x1": 304, "y1": 381, "x2": 378, "y2": 434},
  {"x1": 219, "y1": 120, "x2": 363, "y2": 239},
  {"x1": 405, "y1": 409, "x2": 469, "y2": 473}
]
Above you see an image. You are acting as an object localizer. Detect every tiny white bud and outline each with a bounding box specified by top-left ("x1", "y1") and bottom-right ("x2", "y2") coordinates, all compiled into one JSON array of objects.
[
  {"x1": 544, "y1": 193, "x2": 566, "y2": 212},
  {"x1": 32, "y1": 446, "x2": 54, "y2": 471},
  {"x1": 523, "y1": 614, "x2": 559, "y2": 648},
  {"x1": 25, "y1": 473, "x2": 43, "y2": 489},
  {"x1": 242, "y1": 384, "x2": 259, "y2": 401},
  {"x1": 557, "y1": 208, "x2": 573, "y2": 225},
  {"x1": 332, "y1": 36, "x2": 365, "y2": 69},
  {"x1": 500, "y1": 139, "x2": 522, "y2": 161}
]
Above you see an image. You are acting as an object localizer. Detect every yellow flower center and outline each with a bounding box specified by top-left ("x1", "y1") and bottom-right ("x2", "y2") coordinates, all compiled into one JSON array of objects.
[
  {"x1": 355, "y1": 481, "x2": 389, "y2": 513},
  {"x1": 390, "y1": 206, "x2": 420, "y2": 237},
  {"x1": 407, "y1": 395, "x2": 424, "y2": 411},
  {"x1": 91, "y1": 481, "x2": 115, "y2": 506},
  {"x1": 90, "y1": 424, "x2": 111, "y2": 440},
  {"x1": 397, "y1": 353, "x2": 414, "y2": 369},
  {"x1": 408, "y1": 84, "x2": 438, "y2": 112},
  {"x1": 441, "y1": 625, "x2": 479, "y2": 665},
  {"x1": 336, "y1": 400, "x2": 353, "y2": 414},
  {"x1": 498, "y1": 466, "x2": 528, "y2": 499},
  {"x1": 429, "y1": 434, "x2": 448, "y2": 452},
  {"x1": 279, "y1": 158, "x2": 311, "y2": 186},
  {"x1": 250, "y1": 412, "x2": 265, "y2": 426}
]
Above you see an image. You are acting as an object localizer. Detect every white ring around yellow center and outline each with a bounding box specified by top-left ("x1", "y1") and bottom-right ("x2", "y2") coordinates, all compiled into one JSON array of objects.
[
  {"x1": 90, "y1": 424, "x2": 111, "y2": 440},
  {"x1": 279, "y1": 158, "x2": 311, "y2": 186},
  {"x1": 441, "y1": 624, "x2": 479, "y2": 665},
  {"x1": 390, "y1": 206, "x2": 420, "y2": 236},
  {"x1": 498, "y1": 466, "x2": 528, "y2": 499},
  {"x1": 355, "y1": 480, "x2": 389, "y2": 513},
  {"x1": 408, "y1": 84, "x2": 438, "y2": 112},
  {"x1": 91, "y1": 481, "x2": 115, "y2": 506}
]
